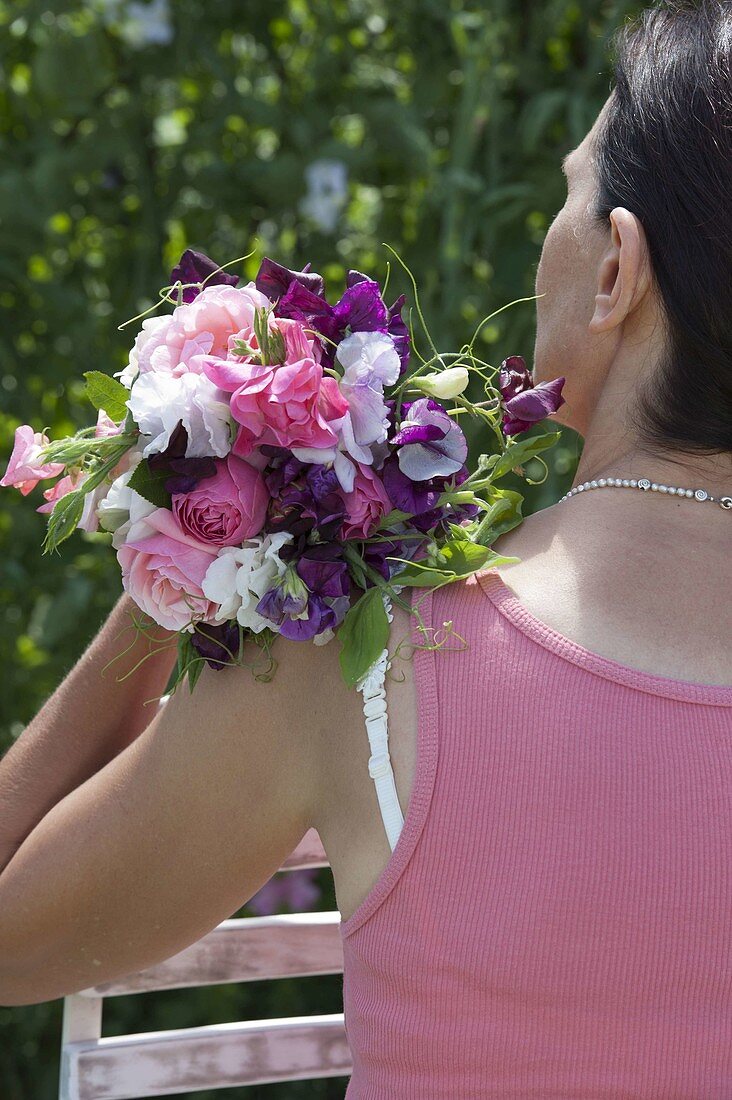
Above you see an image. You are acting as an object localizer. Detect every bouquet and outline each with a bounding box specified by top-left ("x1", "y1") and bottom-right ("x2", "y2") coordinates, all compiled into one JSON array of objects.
[{"x1": 1, "y1": 247, "x2": 565, "y2": 695}]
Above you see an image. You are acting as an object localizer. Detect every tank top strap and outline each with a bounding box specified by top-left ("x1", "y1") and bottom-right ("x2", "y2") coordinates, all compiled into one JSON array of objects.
[{"x1": 355, "y1": 590, "x2": 404, "y2": 851}]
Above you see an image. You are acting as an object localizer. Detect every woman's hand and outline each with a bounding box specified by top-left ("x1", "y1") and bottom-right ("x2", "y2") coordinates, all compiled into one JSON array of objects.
[{"x1": 0, "y1": 593, "x2": 177, "y2": 875}]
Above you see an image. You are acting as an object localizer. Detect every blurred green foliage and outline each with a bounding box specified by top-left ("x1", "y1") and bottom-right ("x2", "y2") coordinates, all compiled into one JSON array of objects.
[{"x1": 0, "y1": 0, "x2": 641, "y2": 1095}]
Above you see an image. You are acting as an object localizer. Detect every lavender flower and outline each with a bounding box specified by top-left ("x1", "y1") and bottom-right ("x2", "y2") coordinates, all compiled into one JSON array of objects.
[{"x1": 390, "y1": 397, "x2": 468, "y2": 480}]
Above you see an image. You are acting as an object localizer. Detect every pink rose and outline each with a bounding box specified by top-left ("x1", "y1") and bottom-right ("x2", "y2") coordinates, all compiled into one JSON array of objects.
[
  {"x1": 131, "y1": 283, "x2": 271, "y2": 379},
  {"x1": 117, "y1": 507, "x2": 219, "y2": 632},
  {"x1": 172, "y1": 455, "x2": 269, "y2": 546},
  {"x1": 338, "y1": 461, "x2": 393, "y2": 539},
  {"x1": 0, "y1": 425, "x2": 64, "y2": 496},
  {"x1": 224, "y1": 315, "x2": 322, "y2": 366},
  {"x1": 203, "y1": 355, "x2": 349, "y2": 457},
  {"x1": 278, "y1": 316, "x2": 323, "y2": 364}
]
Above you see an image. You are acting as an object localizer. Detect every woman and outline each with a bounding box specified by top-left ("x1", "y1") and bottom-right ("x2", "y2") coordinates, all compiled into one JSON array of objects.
[{"x1": 1, "y1": 0, "x2": 730, "y2": 1095}]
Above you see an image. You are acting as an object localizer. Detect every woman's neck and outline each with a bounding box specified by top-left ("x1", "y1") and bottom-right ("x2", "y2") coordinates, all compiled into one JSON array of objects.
[{"x1": 573, "y1": 439, "x2": 732, "y2": 503}]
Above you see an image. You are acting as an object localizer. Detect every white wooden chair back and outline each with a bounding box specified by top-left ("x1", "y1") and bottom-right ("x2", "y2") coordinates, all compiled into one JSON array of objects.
[{"x1": 58, "y1": 829, "x2": 351, "y2": 1099}]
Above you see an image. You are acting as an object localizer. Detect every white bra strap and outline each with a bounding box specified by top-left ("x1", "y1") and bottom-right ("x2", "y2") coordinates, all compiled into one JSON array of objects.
[{"x1": 355, "y1": 591, "x2": 404, "y2": 852}]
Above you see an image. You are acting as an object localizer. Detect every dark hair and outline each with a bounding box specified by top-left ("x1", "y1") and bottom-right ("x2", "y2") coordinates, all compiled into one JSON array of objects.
[{"x1": 593, "y1": 0, "x2": 732, "y2": 455}]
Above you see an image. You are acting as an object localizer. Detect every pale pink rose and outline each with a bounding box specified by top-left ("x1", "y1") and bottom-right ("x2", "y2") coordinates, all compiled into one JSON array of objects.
[
  {"x1": 0, "y1": 425, "x2": 64, "y2": 496},
  {"x1": 133, "y1": 283, "x2": 271, "y2": 379},
  {"x1": 203, "y1": 356, "x2": 349, "y2": 457},
  {"x1": 117, "y1": 507, "x2": 219, "y2": 632},
  {"x1": 172, "y1": 455, "x2": 269, "y2": 546},
  {"x1": 338, "y1": 461, "x2": 393, "y2": 539}
]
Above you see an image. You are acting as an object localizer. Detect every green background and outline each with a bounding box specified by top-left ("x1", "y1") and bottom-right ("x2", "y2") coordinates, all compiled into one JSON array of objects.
[{"x1": 0, "y1": 0, "x2": 640, "y2": 1095}]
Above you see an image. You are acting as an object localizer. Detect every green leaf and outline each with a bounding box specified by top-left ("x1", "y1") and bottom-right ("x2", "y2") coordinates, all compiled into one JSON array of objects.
[
  {"x1": 390, "y1": 538, "x2": 520, "y2": 587},
  {"x1": 42, "y1": 490, "x2": 86, "y2": 554},
  {"x1": 337, "y1": 586, "x2": 390, "y2": 688},
  {"x1": 472, "y1": 489, "x2": 523, "y2": 546},
  {"x1": 127, "y1": 458, "x2": 172, "y2": 508},
  {"x1": 83, "y1": 371, "x2": 131, "y2": 422},
  {"x1": 186, "y1": 656, "x2": 205, "y2": 692},
  {"x1": 492, "y1": 430, "x2": 561, "y2": 480},
  {"x1": 376, "y1": 507, "x2": 415, "y2": 529}
]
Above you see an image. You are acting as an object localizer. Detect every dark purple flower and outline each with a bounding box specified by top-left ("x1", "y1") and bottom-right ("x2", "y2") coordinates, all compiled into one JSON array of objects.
[
  {"x1": 255, "y1": 261, "x2": 411, "y2": 373},
  {"x1": 362, "y1": 535, "x2": 425, "y2": 582},
  {"x1": 147, "y1": 422, "x2": 218, "y2": 494},
  {"x1": 296, "y1": 543, "x2": 350, "y2": 600},
  {"x1": 502, "y1": 377, "x2": 566, "y2": 436},
  {"x1": 333, "y1": 277, "x2": 388, "y2": 332},
  {"x1": 381, "y1": 453, "x2": 444, "y2": 517},
  {"x1": 255, "y1": 256, "x2": 326, "y2": 301},
  {"x1": 169, "y1": 249, "x2": 239, "y2": 304},
  {"x1": 390, "y1": 397, "x2": 468, "y2": 480},
  {"x1": 190, "y1": 621, "x2": 240, "y2": 670},
  {"x1": 497, "y1": 354, "x2": 533, "y2": 402},
  {"x1": 380, "y1": 457, "x2": 477, "y2": 535},
  {"x1": 263, "y1": 450, "x2": 346, "y2": 546},
  {"x1": 497, "y1": 355, "x2": 566, "y2": 436}
]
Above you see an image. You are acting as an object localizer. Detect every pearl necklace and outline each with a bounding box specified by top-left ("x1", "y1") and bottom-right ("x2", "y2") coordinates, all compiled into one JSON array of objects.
[{"x1": 559, "y1": 476, "x2": 732, "y2": 510}]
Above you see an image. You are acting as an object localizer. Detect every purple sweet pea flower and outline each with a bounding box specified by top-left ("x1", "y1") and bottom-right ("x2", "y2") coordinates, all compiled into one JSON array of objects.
[
  {"x1": 190, "y1": 621, "x2": 240, "y2": 670},
  {"x1": 296, "y1": 543, "x2": 350, "y2": 600},
  {"x1": 262, "y1": 447, "x2": 346, "y2": 546},
  {"x1": 256, "y1": 544, "x2": 351, "y2": 642},
  {"x1": 256, "y1": 260, "x2": 411, "y2": 373},
  {"x1": 362, "y1": 534, "x2": 426, "y2": 582},
  {"x1": 502, "y1": 378, "x2": 566, "y2": 435},
  {"x1": 346, "y1": 271, "x2": 410, "y2": 374},
  {"x1": 380, "y1": 455, "x2": 477, "y2": 534},
  {"x1": 147, "y1": 422, "x2": 218, "y2": 493},
  {"x1": 254, "y1": 256, "x2": 326, "y2": 301},
  {"x1": 169, "y1": 249, "x2": 239, "y2": 304},
  {"x1": 257, "y1": 566, "x2": 310, "y2": 623},
  {"x1": 390, "y1": 397, "x2": 468, "y2": 480},
  {"x1": 497, "y1": 355, "x2": 566, "y2": 436},
  {"x1": 497, "y1": 354, "x2": 533, "y2": 402}
]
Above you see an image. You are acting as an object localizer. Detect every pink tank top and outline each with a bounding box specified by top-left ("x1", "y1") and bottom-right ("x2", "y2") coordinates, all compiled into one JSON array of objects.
[{"x1": 339, "y1": 567, "x2": 732, "y2": 1098}]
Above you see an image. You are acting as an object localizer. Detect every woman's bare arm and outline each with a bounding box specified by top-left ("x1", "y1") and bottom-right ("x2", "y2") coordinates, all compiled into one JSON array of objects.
[{"x1": 0, "y1": 593, "x2": 177, "y2": 875}]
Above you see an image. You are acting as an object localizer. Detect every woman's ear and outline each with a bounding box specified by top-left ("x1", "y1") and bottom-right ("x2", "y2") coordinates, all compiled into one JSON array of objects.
[{"x1": 589, "y1": 207, "x2": 651, "y2": 334}]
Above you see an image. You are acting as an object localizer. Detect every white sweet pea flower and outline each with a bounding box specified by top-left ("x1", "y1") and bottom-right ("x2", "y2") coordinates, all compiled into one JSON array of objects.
[
  {"x1": 127, "y1": 370, "x2": 233, "y2": 458},
  {"x1": 202, "y1": 531, "x2": 294, "y2": 632},
  {"x1": 414, "y1": 367, "x2": 470, "y2": 400},
  {"x1": 336, "y1": 330, "x2": 401, "y2": 387},
  {"x1": 99, "y1": 466, "x2": 158, "y2": 549}
]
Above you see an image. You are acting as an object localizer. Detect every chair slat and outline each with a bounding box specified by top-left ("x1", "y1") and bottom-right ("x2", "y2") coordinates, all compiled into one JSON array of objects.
[
  {"x1": 60, "y1": 1014, "x2": 352, "y2": 1100},
  {"x1": 77, "y1": 912, "x2": 343, "y2": 997}
]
